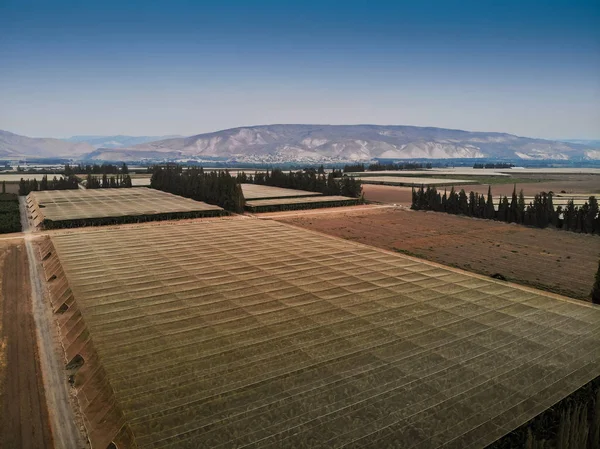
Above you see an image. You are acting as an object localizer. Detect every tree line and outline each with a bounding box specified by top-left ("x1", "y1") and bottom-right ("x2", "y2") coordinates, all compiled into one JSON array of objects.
[
  {"x1": 343, "y1": 164, "x2": 366, "y2": 172},
  {"x1": 65, "y1": 163, "x2": 129, "y2": 175},
  {"x1": 473, "y1": 163, "x2": 514, "y2": 169},
  {"x1": 411, "y1": 185, "x2": 599, "y2": 234},
  {"x1": 0, "y1": 193, "x2": 21, "y2": 234},
  {"x1": 18, "y1": 175, "x2": 79, "y2": 195},
  {"x1": 150, "y1": 166, "x2": 244, "y2": 213},
  {"x1": 238, "y1": 168, "x2": 363, "y2": 198},
  {"x1": 367, "y1": 162, "x2": 433, "y2": 171},
  {"x1": 85, "y1": 174, "x2": 133, "y2": 189}
]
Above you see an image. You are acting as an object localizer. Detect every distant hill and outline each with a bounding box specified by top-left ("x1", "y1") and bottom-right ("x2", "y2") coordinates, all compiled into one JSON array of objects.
[
  {"x1": 2, "y1": 126, "x2": 598, "y2": 161},
  {"x1": 0, "y1": 130, "x2": 93, "y2": 158},
  {"x1": 66, "y1": 135, "x2": 183, "y2": 149},
  {"x1": 88, "y1": 124, "x2": 598, "y2": 162}
]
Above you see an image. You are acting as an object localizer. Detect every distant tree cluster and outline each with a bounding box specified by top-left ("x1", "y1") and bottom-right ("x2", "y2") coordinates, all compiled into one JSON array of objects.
[
  {"x1": 85, "y1": 174, "x2": 133, "y2": 189},
  {"x1": 65, "y1": 163, "x2": 129, "y2": 175},
  {"x1": 18, "y1": 175, "x2": 79, "y2": 195},
  {"x1": 411, "y1": 185, "x2": 600, "y2": 234},
  {"x1": 238, "y1": 168, "x2": 363, "y2": 198},
  {"x1": 0, "y1": 193, "x2": 21, "y2": 233},
  {"x1": 151, "y1": 166, "x2": 244, "y2": 213},
  {"x1": 368, "y1": 162, "x2": 432, "y2": 171},
  {"x1": 343, "y1": 163, "x2": 366, "y2": 173},
  {"x1": 473, "y1": 163, "x2": 514, "y2": 169}
]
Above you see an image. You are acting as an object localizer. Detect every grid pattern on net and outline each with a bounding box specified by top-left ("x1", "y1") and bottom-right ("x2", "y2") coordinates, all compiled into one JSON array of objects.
[
  {"x1": 240, "y1": 184, "x2": 323, "y2": 200},
  {"x1": 246, "y1": 195, "x2": 356, "y2": 208},
  {"x1": 30, "y1": 188, "x2": 222, "y2": 221},
  {"x1": 50, "y1": 219, "x2": 600, "y2": 449}
]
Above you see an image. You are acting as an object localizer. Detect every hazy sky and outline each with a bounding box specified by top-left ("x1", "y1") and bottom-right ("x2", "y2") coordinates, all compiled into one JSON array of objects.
[{"x1": 1, "y1": 0, "x2": 599, "y2": 139}]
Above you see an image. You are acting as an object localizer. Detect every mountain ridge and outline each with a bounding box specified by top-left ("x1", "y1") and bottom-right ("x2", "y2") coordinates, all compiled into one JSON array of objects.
[
  {"x1": 90, "y1": 124, "x2": 597, "y2": 162},
  {"x1": 2, "y1": 125, "x2": 598, "y2": 161}
]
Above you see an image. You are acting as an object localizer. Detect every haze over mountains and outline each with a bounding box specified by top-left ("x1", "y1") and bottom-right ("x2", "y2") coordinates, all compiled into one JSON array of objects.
[
  {"x1": 66, "y1": 135, "x2": 182, "y2": 149},
  {"x1": 2, "y1": 125, "x2": 598, "y2": 162}
]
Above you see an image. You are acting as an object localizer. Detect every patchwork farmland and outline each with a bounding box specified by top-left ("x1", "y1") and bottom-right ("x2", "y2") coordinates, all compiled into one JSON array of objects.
[
  {"x1": 27, "y1": 188, "x2": 225, "y2": 229},
  {"x1": 42, "y1": 219, "x2": 600, "y2": 448},
  {"x1": 352, "y1": 176, "x2": 476, "y2": 187}
]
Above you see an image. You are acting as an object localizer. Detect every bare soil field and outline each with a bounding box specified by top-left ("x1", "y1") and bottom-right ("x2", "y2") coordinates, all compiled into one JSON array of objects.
[
  {"x1": 0, "y1": 240, "x2": 53, "y2": 449},
  {"x1": 277, "y1": 207, "x2": 600, "y2": 300},
  {"x1": 452, "y1": 174, "x2": 600, "y2": 198},
  {"x1": 363, "y1": 184, "x2": 414, "y2": 205}
]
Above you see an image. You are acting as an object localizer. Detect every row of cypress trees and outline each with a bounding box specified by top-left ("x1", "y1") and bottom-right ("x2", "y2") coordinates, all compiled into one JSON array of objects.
[
  {"x1": 151, "y1": 166, "x2": 245, "y2": 213},
  {"x1": 411, "y1": 185, "x2": 600, "y2": 234},
  {"x1": 85, "y1": 173, "x2": 133, "y2": 188},
  {"x1": 0, "y1": 193, "x2": 21, "y2": 233},
  {"x1": 238, "y1": 168, "x2": 363, "y2": 198},
  {"x1": 18, "y1": 175, "x2": 79, "y2": 195}
]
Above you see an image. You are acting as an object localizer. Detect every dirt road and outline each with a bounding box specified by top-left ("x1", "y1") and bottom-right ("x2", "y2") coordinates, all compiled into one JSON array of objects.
[
  {"x1": 0, "y1": 242, "x2": 54, "y2": 449},
  {"x1": 17, "y1": 196, "x2": 86, "y2": 448}
]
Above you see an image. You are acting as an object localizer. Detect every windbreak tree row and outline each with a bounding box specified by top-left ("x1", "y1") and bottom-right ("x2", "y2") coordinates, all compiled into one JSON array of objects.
[
  {"x1": 367, "y1": 162, "x2": 432, "y2": 171},
  {"x1": 151, "y1": 166, "x2": 245, "y2": 213},
  {"x1": 18, "y1": 175, "x2": 80, "y2": 195},
  {"x1": 85, "y1": 174, "x2": 133, "y2": 189},
  {"x1": 65, "y1": 162, "x2": 129, "y2": 175},
  {"x1": 411, "y1": 185, "x2": 600, "y2": 234},
  {"x1": 0, "y1": 193, "x2": 21, "y2": 233},
  {"x1": 238, "y1": 168, "x2": 363, "y2": 198}
]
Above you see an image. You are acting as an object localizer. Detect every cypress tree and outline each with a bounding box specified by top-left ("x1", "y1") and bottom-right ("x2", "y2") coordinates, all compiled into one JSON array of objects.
[
  {"x1": 458, "y1": 189, "x2": 469, "y2": 215},
  {"x1": 469, "y1": 191, "x2": 476, "y2": 216},
  {"x1": 485, "y1": 186, "x2": 495, "y2": 220},
  {"x1": 509, "y1": 185, "x2": 518, "y2": 223},
  {"x1": 591, "y1": 259, "x2": 600, "y2": 304},
  {"x1": 517, "y1": 189, "x2": 526, "y2": 224},
  {"x1": 585, "y1": 196, "x2": 598, "y2": 233}
]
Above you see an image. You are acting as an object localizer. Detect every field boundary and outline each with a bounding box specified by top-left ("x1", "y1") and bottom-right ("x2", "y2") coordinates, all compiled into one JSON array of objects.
[
  {"x1": 272, "y1": 218, "x2": 598, "y2": 309},
  {"x1": 38, "y1": 237, "x2": 137, "y2": 449}
]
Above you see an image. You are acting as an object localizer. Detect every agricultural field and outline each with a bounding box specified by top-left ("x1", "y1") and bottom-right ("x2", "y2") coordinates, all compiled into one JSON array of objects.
[
  {"x1": 27, "y1": 187, "x2": 225, "y2": 229},
  {"x1": 362, "y1": 174, "x2": 600, "y2": 207},
  {"x1": 241, "y1": 183, "x2": 323, "y2": 200},
  {"x1": 278, "y1": 207, "x2": 600, "y2": 300},
  {"x1": 0, "y1": 240, "x2": 53, "y2": 448},
  {"x1": 44, "y1": 219, "x2": 600, "y2": 448},
  {"x1": 246, "y1": 195, "x2": 359, "y2": 212},
  {"x1": 352, "y1": 176, "x2": 475, "y2": 186}
]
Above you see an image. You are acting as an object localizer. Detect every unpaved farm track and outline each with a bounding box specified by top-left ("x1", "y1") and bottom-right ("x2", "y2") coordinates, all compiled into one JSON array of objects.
[{"x1": 0, "y1": 242, "x2": 54, "y2": 449}]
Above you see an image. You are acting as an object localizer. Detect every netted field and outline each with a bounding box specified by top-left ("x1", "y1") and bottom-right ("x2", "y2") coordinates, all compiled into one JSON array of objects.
[
  {"x1": 353, "y1": 176, "x2": 476, "y2": 186},
  {"x1": 46, "y1": 219, "x2": 600, "y2": 449},
  {"x1": 241, "y1": 184, "x2": 323, "y2": 200},
  {"x1": 246, "y1": 195, "x2": 359, "y2": 212},
  {"x1": 27, "y1": 188, "x2": 225, "y2": 228}
]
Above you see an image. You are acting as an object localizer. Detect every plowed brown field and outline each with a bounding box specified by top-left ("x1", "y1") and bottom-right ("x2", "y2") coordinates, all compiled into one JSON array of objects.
[
  {"x1": 277, "y1": 207, "x2": 600, "y2": 300},
  {"x1": 0, "y1": 240, "x2": 53, "y2": 449},
  {"x1": 362, "y1": 174, "x2": 600, "y2": 206}
]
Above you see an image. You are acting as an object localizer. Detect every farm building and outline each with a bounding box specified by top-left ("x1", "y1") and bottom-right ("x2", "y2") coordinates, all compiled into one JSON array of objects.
[{"x1": 41, "y1": 218, "x2": 600, "y2": 448}]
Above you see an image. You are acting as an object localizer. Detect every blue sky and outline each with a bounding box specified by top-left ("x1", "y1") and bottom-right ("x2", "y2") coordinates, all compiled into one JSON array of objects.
[{"x1": 1, "y1": 0, "x2": 599, "y2": 139}]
